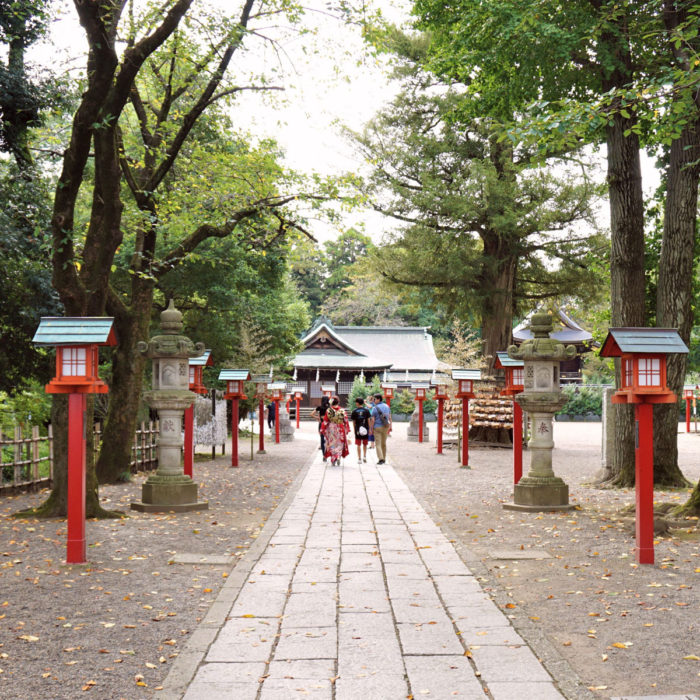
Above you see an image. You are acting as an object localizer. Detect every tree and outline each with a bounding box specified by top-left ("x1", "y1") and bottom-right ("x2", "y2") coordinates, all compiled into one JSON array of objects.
[
  {"x1": 411, "y1": 0, "x2": 699, "y2": 488},
  {"x1": 354, "y1": 32, "x2": 604, "y2": 368},
  {"x1": 32, "y1": 0, "x2": 331, "y2": 515},
  {"x1": 0, "y1": 0, "x2": 50, "y2": 167}
]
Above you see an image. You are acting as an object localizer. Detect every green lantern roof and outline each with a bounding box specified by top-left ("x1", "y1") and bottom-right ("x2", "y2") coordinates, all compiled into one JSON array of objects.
[
  {"x1": 218, "y1": 369, "x2": 250, "y2": 381},
  {"x1": 452, "y1": 369, "x2": 481, "y2": 380},
  {"x1": 190, "y1": 350, "x2": 213, "y2": 366},
  {"x1": 495, "y1": 351, "x2": 523, "y2": 368},
  {"x1": 600, "y1": 328, "x2": 689, "y2": 357},
  {"x1": 33, "y1": 317, "x2": 116, "y2": 346}
]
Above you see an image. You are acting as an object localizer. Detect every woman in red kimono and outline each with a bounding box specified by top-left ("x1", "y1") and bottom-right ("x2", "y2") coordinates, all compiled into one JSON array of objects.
[{"x1": 321, "y1": 397, "x2": 350, "y2": 466}]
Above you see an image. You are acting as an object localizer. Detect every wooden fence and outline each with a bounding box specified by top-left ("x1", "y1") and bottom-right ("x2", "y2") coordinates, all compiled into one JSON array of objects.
[{"x1": 0, "y1": 421, "x2": 159, "y2": 492}]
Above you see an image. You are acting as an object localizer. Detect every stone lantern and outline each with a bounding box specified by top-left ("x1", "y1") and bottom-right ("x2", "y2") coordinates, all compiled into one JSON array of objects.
[
  {"x1": 131, "y1": 300, "x2": 208, "y2": 513},
  {"x1": 504, "y1": 311, "x2": 576, "y2": 511}
]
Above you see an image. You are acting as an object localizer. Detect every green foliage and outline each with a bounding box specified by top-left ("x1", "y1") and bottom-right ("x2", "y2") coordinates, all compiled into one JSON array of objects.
[
  {"x1": 556, "y1": 385, "x2": 603, "y2": 417},
  {"x1": 0, "y1": 380, "x2": 51, "y2": 431},
  {"x1": 347, "y1": 374, "x2": 382, "y2": 408},
  {"x1": 391, "y1": 389, "x2": 416, "y2": 415}
]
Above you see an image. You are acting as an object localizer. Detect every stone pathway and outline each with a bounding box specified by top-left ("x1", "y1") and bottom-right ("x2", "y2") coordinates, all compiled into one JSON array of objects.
[{"x1": 169, "y1": 452, "x2": 566, "y2": 699}]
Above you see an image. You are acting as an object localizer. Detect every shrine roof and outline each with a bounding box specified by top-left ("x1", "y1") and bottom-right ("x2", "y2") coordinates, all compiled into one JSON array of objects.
[
  {"x1": 33, "y1": 317, "x2": 116, "y2": 346},
  {"x1": 600, "y1": 328, "x2": 689, "y2": 357},
  {"x1": 218, "y1": 369, "x2": 250, "y2": 381},
  {"x1": 294, "y1": 319, "x2": 440, "y2": 371},
  {"x1": 513, "y1": 307, "x2": 593, "y2": 346}
]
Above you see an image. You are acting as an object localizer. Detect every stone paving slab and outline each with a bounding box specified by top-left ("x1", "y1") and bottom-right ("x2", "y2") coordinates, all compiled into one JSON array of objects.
[{"x1": 170, "y1": 451, "x2": 571, "y2": 699}]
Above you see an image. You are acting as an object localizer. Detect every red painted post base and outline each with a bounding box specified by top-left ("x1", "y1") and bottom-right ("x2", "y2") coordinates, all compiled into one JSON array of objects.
[
  {"x1": 275, "y1": 400, "x2": 280, "y2": 444},
  {"x1": 66, "y1": 393, "x2": 87, "y2": 564},
  {"x1": 231, "y1": 399, "x2": 239, "y2": 467},
  {"x1": 513, "y1": 401, "x2": 523, "y2": 485},
  {"x1": 461, "y1": 398, "x2": 470, "y2": 468},
  {"x1": 418, "y1": 399, "x2": 424, "y2": 443},
  {"x1": 258, "y1": 398, "x2": 266, "y2": 453},
  {"x1": 296, "y1": 398, "x2": 300, "y2": 429},
  {"x1": 184, "y1": 404, "x2": 194, "y2": 478},
  {"x1": 635, "y1": 403, "x2": 655, "y2": 565},
  {"x1": 436, "y1": 398, "x2": 444, "y2": 455}
]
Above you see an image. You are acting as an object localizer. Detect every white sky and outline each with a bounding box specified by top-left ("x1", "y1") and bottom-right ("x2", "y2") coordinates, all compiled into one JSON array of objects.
[{"x1": 36, "y1": 1, "x2": 660, "y2": 244}]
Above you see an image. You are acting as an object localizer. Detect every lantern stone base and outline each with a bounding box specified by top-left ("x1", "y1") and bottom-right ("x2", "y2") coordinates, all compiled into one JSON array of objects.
[
  {"x1": 502, "y1": 477, "x2": 574, "y2": 512},
  {"x1": 131, "y1": 475, "x2": 208, "y2": 513}
]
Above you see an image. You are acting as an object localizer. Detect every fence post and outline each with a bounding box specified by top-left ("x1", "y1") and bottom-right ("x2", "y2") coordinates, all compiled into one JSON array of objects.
[
  {"x1": 14, "y1": 425, "x2": 22, "y2": 485},
  {"x1": 32, "y1": 426, "x2": 40, "y2": 481}
]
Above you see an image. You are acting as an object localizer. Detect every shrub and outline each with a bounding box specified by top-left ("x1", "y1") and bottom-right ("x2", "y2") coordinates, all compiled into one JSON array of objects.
[{"x1": 556, "y1": 385, "x2": 603, "y2": 416}]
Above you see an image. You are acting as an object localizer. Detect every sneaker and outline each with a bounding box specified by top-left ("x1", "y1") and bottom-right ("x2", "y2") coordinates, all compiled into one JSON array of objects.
[
  {"x1": 363, "y1": 457, "x2": 367, "y2": 463},
  {"x1": 322, "y1": 458, "x2": 327, "y2": 463},
  {"x1": 377, "y1": 459, "x2": 385, "y2": 465}
]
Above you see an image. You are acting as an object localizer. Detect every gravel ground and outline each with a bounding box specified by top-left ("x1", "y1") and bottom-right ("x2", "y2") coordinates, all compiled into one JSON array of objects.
[
  {"x1": 2, "y1": 420, "x2": 699, "y2": 699},
  {"x1": 390, "y1": 420, "x2": 700, "y2": 699},
  {"x1": 0, "y1": 428, "x2": 319, "y2": 700}
]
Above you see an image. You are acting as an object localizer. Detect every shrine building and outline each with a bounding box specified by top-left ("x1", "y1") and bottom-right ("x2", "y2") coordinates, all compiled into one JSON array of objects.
[{"x1": 289, "y1": 318, "x2": 442, "y2": 407}]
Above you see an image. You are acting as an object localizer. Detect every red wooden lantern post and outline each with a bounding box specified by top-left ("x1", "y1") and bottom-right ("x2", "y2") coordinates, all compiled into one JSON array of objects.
[
  {"x1": 268, "y1": 383, "x2": 285, "y2": 444},
  {"x1": 495, "y1": 352, "x2": 525, "y2": 484},
  {"x1": 185, "y1": 350, "x2": 212, "y2": 478},
  {"x1": 253, "y1": 376, "x2": 268, "y2": 454},
  {"x1": 452, "y1": 369, "x2": 479, "y2": 469},
  {"x1": 294, "y1": 390, "x2": 304, "y2": 428},
  {"x1": 220, "y1": 370, "x2": 250, "y2": 467},
  {"x1": 600, "y1": 328, "x2": 688, "y2": 565},
  {"x1": 411, "y1": 383, "x2": 428, "y2": 443},
  {"x1": 381, "y1": 383, "x2": 396, "y2": 409},
  {"x1": 684, "y1": 387, "x2": 694, "y2": 433},
  {"x1": 431, "y1": 380, "x2": 448, "y2": 454},
  {"x1": 321, "y1": 385, "x2": 335, "y2": 399},
  {"x1": 33, "y1": 317, "x2": 116, "y2": 564}
]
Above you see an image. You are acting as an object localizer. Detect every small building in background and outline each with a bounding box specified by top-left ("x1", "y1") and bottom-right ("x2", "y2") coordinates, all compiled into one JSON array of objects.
[{"x1": 291, "y1": 317, "x2": 442, "y2": 406}]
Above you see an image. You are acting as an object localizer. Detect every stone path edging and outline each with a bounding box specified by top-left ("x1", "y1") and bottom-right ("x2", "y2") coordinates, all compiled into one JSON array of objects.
[{"x1": 158, "y1": 449, "x2": 318, "y2": 699}]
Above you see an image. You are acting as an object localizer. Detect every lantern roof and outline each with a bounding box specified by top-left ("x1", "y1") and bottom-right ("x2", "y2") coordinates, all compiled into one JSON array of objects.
[
  {"x1": 452, "y1": 368, "x2": 481, "y2": 380},
  {"x1": 252, "y1": 374, "x2": 271, "y2": 384},
  {"x1": 267, "y1": 382, "x2": 286, "y2": 390},
  {"x1": 219, "y1": 369, "x2": 250, "y2": 381},
  {"x1": 33, "y1": 317, "x2": 116, "y2": 347},
  {"x1": 320, "y1": 384, "x2": 336, "y2": 391},
  {"x1": 190, "y1": 349, "x2": 213, "y2": 367},
  {"x1": 494, "y1": 351, "x2": 523, "y2": 369},
  {"x1": 411, "y1": 382, "x2": 430, "y2": 390},
  {"x1": 381, "y1": 382, "x2": 397, "y2": 388},
  {"x1": 600, "y1": 328, "x2": 689, "y2": 358}
]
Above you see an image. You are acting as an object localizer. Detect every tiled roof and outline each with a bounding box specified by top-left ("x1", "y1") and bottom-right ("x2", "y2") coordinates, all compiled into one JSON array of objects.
[
  {"x1": 293, "y1": 354, "x2": 391, "y2": 369},
  {"x1": 513, "y1": 307, "x2": 593, "y2": 345}
]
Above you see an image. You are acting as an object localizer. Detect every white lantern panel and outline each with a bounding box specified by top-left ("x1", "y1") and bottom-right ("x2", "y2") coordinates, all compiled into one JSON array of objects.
[
  {"x1": 62, "y1": 347, "x2": 87, "y2": 376},
  {"x1": 638, "y1": 357, "x2": 661, "y2": 387}
]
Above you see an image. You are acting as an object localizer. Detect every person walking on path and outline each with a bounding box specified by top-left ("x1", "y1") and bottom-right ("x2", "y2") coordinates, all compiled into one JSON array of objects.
[
  {"x1": 320, "y1": 397, "x2": 350, "y2": 466},
  {"x1": 366, "y1": 394, "x2": 376, "y2": 451},
  {"x1": 266, "y1": 401, "x2": 276, "y2": 433},
  {"x1": 350, "y1": 397, "x2": 372, "y2": 463},
  {"x1": 370, "y1": 392, "x2": 392, "y2": 464},
  {"x1": 312, "y1": 396, "x2": 331, "y2": 463}
]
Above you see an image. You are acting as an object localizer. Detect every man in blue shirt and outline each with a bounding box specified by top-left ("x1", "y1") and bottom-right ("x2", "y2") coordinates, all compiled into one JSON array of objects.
[{"x1": 369, "y1": 393, "x2": 392, "y2": 464}]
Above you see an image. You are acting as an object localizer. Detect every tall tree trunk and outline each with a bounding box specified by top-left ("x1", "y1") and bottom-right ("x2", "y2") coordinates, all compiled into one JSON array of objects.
[
  {"x1": 480, "y1": 240, "x2": 517, "y2": 372},
  {"x1": 654, "y1": 119, "x2": 700, "y2": 487},
  {"x1": 607, "y1": 112, "x2": 646, "y2": 487},
  {"x1": 96, "y1": 288, "x2": 153, "y2": 483}
]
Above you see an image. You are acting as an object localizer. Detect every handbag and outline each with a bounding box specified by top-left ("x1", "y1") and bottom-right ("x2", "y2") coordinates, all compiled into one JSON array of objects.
[{"x1": 358, "y1": 426, "x2": 368, "y2": 436}]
